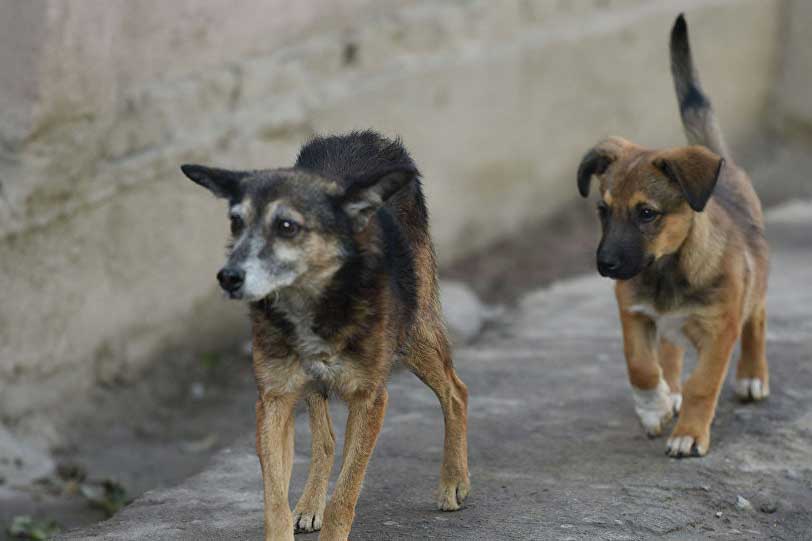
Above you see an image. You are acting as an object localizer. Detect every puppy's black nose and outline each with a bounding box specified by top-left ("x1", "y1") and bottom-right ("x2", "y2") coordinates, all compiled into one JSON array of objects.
[
  {"x1": 597, "y1": 255, "x2": 621, "y2": 277},
  {"x1": 217, "y1": 267, "x2": 245, "y2": 293}
]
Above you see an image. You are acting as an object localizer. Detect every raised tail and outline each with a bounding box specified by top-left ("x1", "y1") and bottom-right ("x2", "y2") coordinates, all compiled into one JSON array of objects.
[{"x1": 670, "y1": 14, "x2": 730, "y2": 159}]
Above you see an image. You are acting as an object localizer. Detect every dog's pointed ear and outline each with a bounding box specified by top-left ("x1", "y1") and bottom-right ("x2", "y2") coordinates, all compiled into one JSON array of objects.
[
  {"x1": 577, "y1": 138, "x2": 627, "y2": 197},
  {"x1": 340, "y1": 166, "x2": 418, "y2": 232},
  {"x1": 180, "y1": 164, "x2": 244, "y2": 200},
  {"x1": 652, "y1": 146, "x2": 724, "y2": 212}
]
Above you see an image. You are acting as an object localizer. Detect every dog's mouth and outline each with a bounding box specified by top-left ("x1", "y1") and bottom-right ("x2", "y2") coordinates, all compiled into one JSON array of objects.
[{"x1": 224, "y1": 289, "x2": 244, "y2": 300}]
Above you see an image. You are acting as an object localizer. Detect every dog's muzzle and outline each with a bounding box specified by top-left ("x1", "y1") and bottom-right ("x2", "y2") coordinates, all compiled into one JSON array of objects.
[{"x1": 217, "y1": 267, "x2": 245, "y2": 296}]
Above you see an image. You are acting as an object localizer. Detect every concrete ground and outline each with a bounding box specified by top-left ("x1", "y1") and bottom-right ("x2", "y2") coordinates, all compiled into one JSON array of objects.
[{"x1": 54, "y1": 205, "x2": 812, "y2": 540}]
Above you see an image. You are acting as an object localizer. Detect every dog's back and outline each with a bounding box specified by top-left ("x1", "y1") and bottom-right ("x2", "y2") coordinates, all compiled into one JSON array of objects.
[{"x1": 296, "y1": 131, "x2": 441, "y2": 339}]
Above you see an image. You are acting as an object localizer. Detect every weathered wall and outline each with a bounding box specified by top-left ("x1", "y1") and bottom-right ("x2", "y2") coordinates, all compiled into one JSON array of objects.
[
  {"x1": 774, "y1": 0, "x2": 812, "y2": 133},
  {"x1": 0, "y1": 0, "x2": 787, "y2": 426}
]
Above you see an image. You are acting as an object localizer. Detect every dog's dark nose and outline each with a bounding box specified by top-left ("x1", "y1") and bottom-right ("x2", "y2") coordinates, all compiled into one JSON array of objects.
[
  {"x1": 597, "y1": 254, "x2": 622, "y2": 277},
  {"x1": 217, "y1": 267, "x2": 245, "y2": 293}
]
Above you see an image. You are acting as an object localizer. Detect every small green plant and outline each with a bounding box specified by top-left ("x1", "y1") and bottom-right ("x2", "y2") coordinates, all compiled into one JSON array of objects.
[
  {"x1": 7, "y1": 515, "x2": 61, "y2": 540},
  {"x1": 80, "y1": 479, "x2": 130, "y2": 518}
]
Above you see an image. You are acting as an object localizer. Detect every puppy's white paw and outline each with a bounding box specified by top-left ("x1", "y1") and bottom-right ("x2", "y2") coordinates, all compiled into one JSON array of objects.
[
  {"x1": 293, "y1": 509, "x2": 322, "y2": 533},
  {"x1": 437, "y1": 476, "x2": 470, "y2": 512},
  {"x1": 665, "y1": 434, "x2": 706, "y2": 458},
  {"x1": 735, "y1": 378, "x2": 769, "y2": 402},
  {"x1": 632, "y1": 379, "x2": 676, "y2": 437}
]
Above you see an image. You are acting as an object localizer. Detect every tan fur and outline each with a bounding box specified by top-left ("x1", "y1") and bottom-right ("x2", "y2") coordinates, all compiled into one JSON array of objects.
[
  {"x1": 595, "y1": 140, "x2": 769, "y2": 457},
  {"x1": 649, "y1": 206, "x2": 693, "y2": 259}
]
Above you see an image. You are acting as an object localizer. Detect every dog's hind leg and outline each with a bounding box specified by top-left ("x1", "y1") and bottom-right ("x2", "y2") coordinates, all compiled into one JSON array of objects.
[
  {"x1": 293, "y1": 391, "x2": 336, "y2": 533},
  {"x1": 735, "y1": 303, "x2": 769, "y2": 401},
  {"x1": 403, "y1": 326, "x2": 470, "y2": 511},
  {"x1": 320, "y1": 387, "x2": 388, "y2": 541},
  {"x1": 255, "y1": 393, "x2": 298, "y2": 541},
  {"x1": 659, "y1": 338, "x2": 684, "y2": 414}
]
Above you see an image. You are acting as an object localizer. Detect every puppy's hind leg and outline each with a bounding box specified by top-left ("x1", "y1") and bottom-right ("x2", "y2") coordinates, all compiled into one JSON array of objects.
[
  {"x1": 736, "y1": 303, "x2": 769, "y2": 401},
  {"x1": 403, "y1": 326, "x2": 470, "y2": 511},
  {"x1": 293, "y1": 392, "x2": 335, "y2": 534}
]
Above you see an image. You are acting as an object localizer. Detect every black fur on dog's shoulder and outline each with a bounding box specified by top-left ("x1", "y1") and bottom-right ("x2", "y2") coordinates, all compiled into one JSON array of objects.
[{"x1": 293, "y1": 131, "x2": 427, "y2": 339}]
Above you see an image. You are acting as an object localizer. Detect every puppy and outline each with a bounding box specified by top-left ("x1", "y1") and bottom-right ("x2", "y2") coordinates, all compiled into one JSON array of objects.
[
  {"x1": 181, "y1": 131, "x2": 470, "y2": 540},
  {"x1": 577, "y1": 15, "x2": 769, "y2": 458}
]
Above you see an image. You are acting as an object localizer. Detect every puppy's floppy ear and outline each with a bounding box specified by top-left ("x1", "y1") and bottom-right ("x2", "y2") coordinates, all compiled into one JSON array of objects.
[
  {"x1": 577, "y1": 138, "x2": 627, "y2": 197},
  {"x1": 340, "y1": 166, "x2": 418, "y2": 232},
  {"x1": 180, "y1": 164, "x2": 245, "y2": 200},
  {"x1": 652, "y1": 146, "x2": 724, "y2": 212}
]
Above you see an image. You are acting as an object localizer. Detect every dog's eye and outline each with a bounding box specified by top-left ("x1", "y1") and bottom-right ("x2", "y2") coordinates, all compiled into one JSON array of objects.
[
  {"x1": 597, "y1": 202, "x2": 609, "y2": 220},
  {"x1": 275, "y1": 219, "x2": 300, "y2": 238},
  {"x1": 637, "y1": 206, "x2": 659, "y2": 223},
  {"x1": 230, "y1": 215, "x2": 245, "y2": 235}
]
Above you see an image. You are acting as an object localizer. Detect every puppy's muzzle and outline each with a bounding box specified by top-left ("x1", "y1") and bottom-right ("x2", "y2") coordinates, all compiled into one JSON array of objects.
[{"x1": 597, "y1": 252, "x2": 622, "y2": 277}]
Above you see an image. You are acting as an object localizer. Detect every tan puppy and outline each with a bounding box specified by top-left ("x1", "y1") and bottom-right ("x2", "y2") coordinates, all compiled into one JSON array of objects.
[
  {"x1": 181, "y1": 131, "x2": 469, "y2": 540},
  {"x1": 577, "y1": 14, "x2": 769, "y2": 458}
]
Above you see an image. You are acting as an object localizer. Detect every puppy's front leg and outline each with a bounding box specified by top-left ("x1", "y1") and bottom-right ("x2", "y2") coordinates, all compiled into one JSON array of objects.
[
  {"x1": 666, "y1": 320, "x2": 738, "y2": 457},
  {"x1": 619, "y1": 308, "x2": 676, "y2": 437},
  {"x1": 320, "y1": 387, "x2": 388, "y2": 541},
  {"x1": 256, "y1": 393, "x2": 298, "y2": 541}
]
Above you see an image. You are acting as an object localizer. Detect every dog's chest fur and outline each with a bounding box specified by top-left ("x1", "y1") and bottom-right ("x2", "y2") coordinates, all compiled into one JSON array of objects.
[
  {"x1": 628, "y1": 256, "x2": 717, "y2": 351},
  {"x1": 274, "y1": 291, "x2": 345, "y2": 383},
  {"x1": 627, "y1": 302, "x2": 693, "y2": 351}
]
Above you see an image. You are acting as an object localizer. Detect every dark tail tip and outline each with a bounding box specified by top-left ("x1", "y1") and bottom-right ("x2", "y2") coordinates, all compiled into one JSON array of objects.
[
  {"x1": 672, "y1": 13, "x2": 687, "y2": 40},
  {"x1": 670, "y1": 13, "x2": 690, "y2": 60},
  {"x1": 669, "y1": 13, "x2": 708, "y2": 113}
]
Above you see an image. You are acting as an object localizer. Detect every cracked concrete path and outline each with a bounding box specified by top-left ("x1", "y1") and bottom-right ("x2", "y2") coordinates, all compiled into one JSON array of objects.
[{"x1": 59, "y1": 209, "x2": 812, "y2": 540}]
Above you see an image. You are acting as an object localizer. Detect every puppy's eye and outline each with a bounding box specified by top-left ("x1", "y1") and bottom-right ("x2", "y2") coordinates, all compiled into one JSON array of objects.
[
  {"x1": 275, "y1": 219, "x2": 300, "y2": 238},
  {"x1": 637, "y1": 206, "x2": 659, "y2": 224},
  {"x1": 230, "y1": 215, "x2": 244, "y2": 235},
  {"x1": 597, "y1": 202, "x2": 609, "y2": 220}
]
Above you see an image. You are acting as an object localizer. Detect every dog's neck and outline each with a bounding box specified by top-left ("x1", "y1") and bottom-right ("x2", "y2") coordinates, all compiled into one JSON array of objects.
[
  {"x1": 679, "y1": 206, "x2": 726, "y2": 287},
  {"x1": 254, "y1": 245, "x2": 383, "y2": 347}
]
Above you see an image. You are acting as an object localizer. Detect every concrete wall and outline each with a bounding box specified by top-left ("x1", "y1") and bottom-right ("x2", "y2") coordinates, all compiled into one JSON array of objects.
[{"x1": 0, "y1": 0, "x2": 788, "y2": 426}]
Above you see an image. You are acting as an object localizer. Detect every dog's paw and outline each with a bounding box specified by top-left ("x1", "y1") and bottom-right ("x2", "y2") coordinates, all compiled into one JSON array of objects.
[
  {"x1": 666, "y1": 425, "x2": 709, "y2": 458},
  {"x1": 437, "y1": 475, "x2": 470, "y2": 511},
  {"x1": 735, "y1": 378, "x2": 769, "y2": 402},
  {"x1": 632, "y1": 379, "x2": 677, "y2": 437},
  {"x1": 293, "y1": 509, "x2": 322, "y2": 534}
]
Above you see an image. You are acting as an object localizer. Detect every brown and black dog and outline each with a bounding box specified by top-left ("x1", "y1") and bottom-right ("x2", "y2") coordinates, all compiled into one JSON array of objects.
[
  {"x1": 181, "y1": 131, "x2": 469, "y2": 540},
  {"x1": 577, "y1": 15, "x2": 769, "y2": 458}
]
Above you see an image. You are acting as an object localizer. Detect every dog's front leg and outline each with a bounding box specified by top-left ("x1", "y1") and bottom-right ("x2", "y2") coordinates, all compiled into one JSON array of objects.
[
  {"x1": 619, "y1": 308, "x2": 676, "y2": 437},
  {"x1": 319, "y1": 387, "x2": 388, "y2": 541},
  {"x1": 293, "y1": 392, "x2": 336, "y2": 533},
  {"x1": 666, "y1": 319, "x2": 739, "y2": 458},
  {"x1": 256, "y1": 393, "x2": 298, "y2": 541}
]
